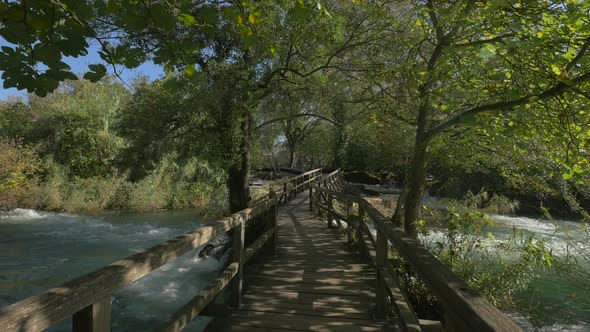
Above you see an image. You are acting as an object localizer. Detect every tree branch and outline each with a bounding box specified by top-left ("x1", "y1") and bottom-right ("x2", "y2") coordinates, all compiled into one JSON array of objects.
[
  {"x1": 427, "y1": 71, "x2": 590, "y2": 140},
  {"x1": 255, "y1": 112, "x2": 340, "y2": 130}
]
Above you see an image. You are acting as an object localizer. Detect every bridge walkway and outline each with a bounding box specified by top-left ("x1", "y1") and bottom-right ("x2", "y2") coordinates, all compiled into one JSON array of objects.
[{"x1": 206, "y1": 192, "x2": 399, "y2": 331}]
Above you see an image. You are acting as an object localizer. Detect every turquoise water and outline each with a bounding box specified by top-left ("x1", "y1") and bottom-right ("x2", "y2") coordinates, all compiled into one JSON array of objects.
[
  {"x1": 491, "y1": 215, "x2": 590, "y2": 331},
  {"x1": 0, "y1": 209, "x2": 227, "y2": 331}
]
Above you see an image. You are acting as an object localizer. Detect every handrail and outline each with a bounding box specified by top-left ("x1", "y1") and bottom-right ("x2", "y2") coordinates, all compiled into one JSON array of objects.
[
  {"x1": 310, "y1": 181, "x2": 523, "y2": 332},
  {"x1": 268, "y1": 168, "x2": 322, "y2": 203},
  {"x1": 0, "y1": 170, "x2": 321, "y2": 332}
]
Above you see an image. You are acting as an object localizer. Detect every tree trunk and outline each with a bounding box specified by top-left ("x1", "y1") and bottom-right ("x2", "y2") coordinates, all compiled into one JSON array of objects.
[
  {"x1": 331, "y1": 124, "x2": 345, "y2": 168},
  {"x1": 402, "y1": 94, "x2": 431, "y2": 237},
  {"x1": 288, "y1": 145, "x2": 296, "y2": 168},
  {"x1": 391, "y1": 186, "x2": 407, "y2": 227},
  {"x1": 402, "y1": 141, "x2": 428, "y2": 237},
  {"x1": 228, "y1": 115, "x2": 252, "y2": 213}
]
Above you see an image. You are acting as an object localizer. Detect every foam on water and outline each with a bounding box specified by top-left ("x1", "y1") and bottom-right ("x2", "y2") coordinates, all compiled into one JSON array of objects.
[
  {"x1": 509, "y1": 313, "x2": 590, "y2": 332},
  {"x1": 490, "y1": 214, "x2": 559, "y2": 235},
  {"x1": 0, "y1": 208, "x2": 46, "y2": 221}
]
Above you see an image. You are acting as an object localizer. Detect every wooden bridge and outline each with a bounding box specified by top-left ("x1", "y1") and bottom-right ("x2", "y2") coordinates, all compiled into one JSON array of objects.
[{"x1": 0, "y1": 169, "x2": 523, "y2": 332}]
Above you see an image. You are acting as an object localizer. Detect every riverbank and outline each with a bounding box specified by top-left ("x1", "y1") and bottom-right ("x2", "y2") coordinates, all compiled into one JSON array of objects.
[{"x1": 361, "y1": 190, "x2": 590, "y2": 332}]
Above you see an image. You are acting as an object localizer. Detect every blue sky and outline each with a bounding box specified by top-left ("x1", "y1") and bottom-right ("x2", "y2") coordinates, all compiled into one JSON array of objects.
[{"x1": 0, "y1": 40, "x2": 165, "y2": 101}]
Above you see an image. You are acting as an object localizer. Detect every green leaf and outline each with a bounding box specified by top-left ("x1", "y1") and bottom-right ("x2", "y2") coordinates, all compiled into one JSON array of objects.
[
  {"x1": 178, "y1": 13, "x2": 197, "y2": 26},
  {"x1": 83, "y1": 64, "x2": 107, "y2": 82}
]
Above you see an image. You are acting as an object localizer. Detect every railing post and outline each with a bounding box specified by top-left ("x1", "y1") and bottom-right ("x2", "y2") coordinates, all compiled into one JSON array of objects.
[
  {"x1": 309, "y1": 186, "x2": 313, "y2": 211},
  {"x1": 269, "y1": 190, "x2": 278, "y2": 257},
  {"x1": 327, "y1": 193, "x2": 334, "y2": 228},
  {"x1": 375, "y1": 227, "x2": 387, "y2": 319},
  {"x1": 231, "y1": 218, "x2": 245, "y2": 307},
  {"x1": 357, "y1": 206, "x2": 364, "y2": 260},
  {"x1": 346, "y1": 200, "x2": 353, "y2": 243},
  {"x1": 283, "y1": 181, "x2": 288, "y2": 202},
  {"x1": 72, "y1": 296, "x2": 112, "y2": 332}
]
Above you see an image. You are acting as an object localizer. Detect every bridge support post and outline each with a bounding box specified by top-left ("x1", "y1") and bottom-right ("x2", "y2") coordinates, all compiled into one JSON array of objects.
[
  {"x1": 375, "y1": 228, "x2": 387, "y2": 319},
  {"x1": 231, "y1": 219, "x2": 245, "y2": 308},
  {"x1": 72, "y1": 295, "x2": 112, "y2": 332},
  {"x1": 346, "y1": 200, "x2": 353, "y2": 243}
]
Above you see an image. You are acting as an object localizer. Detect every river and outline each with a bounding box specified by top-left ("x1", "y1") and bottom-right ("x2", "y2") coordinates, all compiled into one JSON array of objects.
[
  {"x1": 488, "y1": 214, "x2": 590, "y2": 331},
  {"x1": 0, "y1": 208, "x2": 226, "y2": 331},
  {"x1": 1, "y1": 208, "x2": 589, "y2": 331}
]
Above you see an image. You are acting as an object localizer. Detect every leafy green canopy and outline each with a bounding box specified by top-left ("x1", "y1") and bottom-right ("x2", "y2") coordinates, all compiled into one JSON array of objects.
[{"x1": 0, "y1": 0, "x2": 335, "y2": 96}]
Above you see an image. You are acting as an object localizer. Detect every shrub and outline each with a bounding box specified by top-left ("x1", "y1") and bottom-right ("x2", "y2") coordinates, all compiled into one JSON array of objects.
[{"x1": 0, "y1": 140, "x2": 40, "y2": 211}]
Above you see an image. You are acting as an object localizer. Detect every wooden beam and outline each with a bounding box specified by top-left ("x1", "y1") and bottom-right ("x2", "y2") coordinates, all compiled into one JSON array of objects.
[
  {"x1": 243, "y1": 228, "x2": 276, "y2": 264},
  {"x1": 231, "y1": 220, "x2": 245, "y2": 307},
  {"x1": 163, "y1": 263, "x2": 239, "y2": 332},
  {"x1": 72, "y1": 296, "x2": 111, "y2": 332},
  {"x1": 380, "y1": 265, "x2": 422, "y2": 332},
  {"x1": 375, "y1": 228, "x2": 387, "y2": 319}
]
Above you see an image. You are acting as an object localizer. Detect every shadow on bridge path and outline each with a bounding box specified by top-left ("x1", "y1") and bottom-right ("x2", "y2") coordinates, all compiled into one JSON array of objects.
[{"x1": 206, "y1": 192, "x2": 399, "y2": 332}]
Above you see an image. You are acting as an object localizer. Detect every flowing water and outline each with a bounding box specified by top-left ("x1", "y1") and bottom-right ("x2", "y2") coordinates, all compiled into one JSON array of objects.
[
  {"x1": 421, "y1": 213, "x2": 590, "y2": 331},
  {"x1": 0, "y1": 208, "x2": 228, "y2": 331},
  {"x1": 489, "y1": 215, "x2": 590, "y2": 331}
]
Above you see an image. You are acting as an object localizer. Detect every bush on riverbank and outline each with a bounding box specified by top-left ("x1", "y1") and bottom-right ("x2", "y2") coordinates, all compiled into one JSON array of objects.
[
  {"x1": 0, "y1": 140, "x2": 40, "y2": 211},
  {"x1": 14, "y1": 155, "x2": 227, "y2": 213}
]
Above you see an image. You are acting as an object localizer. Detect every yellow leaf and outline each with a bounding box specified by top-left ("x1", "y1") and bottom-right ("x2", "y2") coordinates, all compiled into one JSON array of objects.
[
  {"x1": 248, "y1": 14, "x2": 256, "y2": 24},
  {"x1": 237, "y1": 15, "x2": 243, "y2": 24},
  {"x1": 184, "y1": 65, "x2": 196, "y2": 77}
]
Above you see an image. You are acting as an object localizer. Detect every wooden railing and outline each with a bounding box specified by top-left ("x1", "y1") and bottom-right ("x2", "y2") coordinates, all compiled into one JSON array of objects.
[
  {"x1": 271, "y1": 168, "x2": 323, "y2": 203},
  {"x1": 0, "y1": 171, "x2": 321, "y2": 332},
  {"x1": 310, "y1": 171, "x2": 523, "y2": 332}
]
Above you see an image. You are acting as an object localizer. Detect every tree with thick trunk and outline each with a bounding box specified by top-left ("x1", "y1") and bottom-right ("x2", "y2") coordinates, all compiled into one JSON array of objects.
[{"x1": 387, "y1": 1, "x2": 590, "y2": 237}]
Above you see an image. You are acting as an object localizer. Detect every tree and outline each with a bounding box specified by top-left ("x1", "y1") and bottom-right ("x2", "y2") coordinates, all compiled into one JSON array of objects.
[
  {"x1": 381, "y1": 0, "x2": 590, "y2": 236},
  {"x1": 29, "y1": 78, "x2": 129, "y2": 178}
]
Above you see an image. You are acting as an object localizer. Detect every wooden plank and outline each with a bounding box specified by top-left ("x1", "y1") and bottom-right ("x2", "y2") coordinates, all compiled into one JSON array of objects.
[
  {"x1": 379, "y1": 266, "x2": 421, "y2": 332},
  {"x1": 243, "y1": 227, "x2": 275, "y2": 264},
  {"x1": 72, "y1": 296, "x2": 111, "y2": 332},
  {"x1": 240, "y1": 301, "x2": 372, "y2": 316},
  {"x1": 243, "y1": 290, "x2": 373, "y2": 312},
  {"x1": 238, "y1": 304, "x2": 373, "y2": 320},
  {"x1": 244, "y1": 268, "x2": 376, "y2": 280},
  {"x1": 244, "y1": 274, "x2": 375, "y2": 286},
  {"x1": 227, "y1": 311, "x2": 399, "y2": 332},
  {"x1": 163, "y1": 263, "x2": 238, "y2": 332},
  {"x1": 375, "y1": 228, "x2": 387, "y2": 319},
  {"x1": 244, "y1": 283, "x2": 376, "y2": 297},
  {"x1": 231, "y1": 221, "x2": 245, "y2": 307}
]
